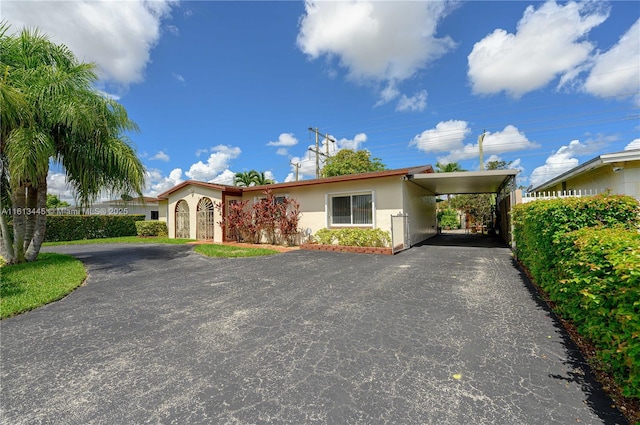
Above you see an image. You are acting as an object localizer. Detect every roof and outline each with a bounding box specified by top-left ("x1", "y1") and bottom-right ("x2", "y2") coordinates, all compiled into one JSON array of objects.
[
  {"x1": 240, "y1": 165, "x2": 434, "y2": 193},
  {"x1": 409, "y1": 169, "x2": 519, "y2": 195},
  {"x1": 156, "y1": 180, "x2": 242, "y2": 199},
  {"x1": 530, "y1": 149, "x2": 640, "y2": 192},
  {"x1": 157, "y1": 165, "x2": 521, "y2": 199}
]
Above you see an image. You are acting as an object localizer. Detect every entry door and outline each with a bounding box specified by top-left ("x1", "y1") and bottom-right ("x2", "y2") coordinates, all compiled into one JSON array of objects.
[
  {"x1": 197, "y1": 197, "x2": 215, "y2": 240},
  {"x1": 175, "y1": 200, "x2": 190, "y2": 239}
]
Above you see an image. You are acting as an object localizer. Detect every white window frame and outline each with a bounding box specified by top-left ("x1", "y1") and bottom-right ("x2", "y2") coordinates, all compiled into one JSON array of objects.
[
  {"x1": 253, "y1": 193, "x2": 288, "y2": 204},
  {"x1": 325, "y1": 190, "x2": 376, "y2": 227}
]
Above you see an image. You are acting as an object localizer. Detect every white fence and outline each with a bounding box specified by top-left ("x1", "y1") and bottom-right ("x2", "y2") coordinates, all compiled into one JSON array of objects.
[{"x1": 521, "y1": 189, "x2": 603, "y2": 204}]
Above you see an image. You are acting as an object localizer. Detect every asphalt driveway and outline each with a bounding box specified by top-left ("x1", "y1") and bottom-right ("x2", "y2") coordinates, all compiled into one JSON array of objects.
[{"x1": 1, "y1": 237, "x2": 628, "y2": 424}]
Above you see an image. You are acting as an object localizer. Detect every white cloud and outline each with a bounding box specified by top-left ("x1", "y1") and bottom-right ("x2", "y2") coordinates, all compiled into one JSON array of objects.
[
  {"x1": 267, "y1": 133, "x2": 299, "y2": 147},
  {"x1": 3, "y1": 0, "x2": 177, "y2": 89},
  {"x1": 396, "y1": 90, "x2": 428, "y2": 112},
  {"x1": 335, "y1": 133, "x2": 367, "y2": 151},
  {"x1": 584, "y1": 19, "x2": 640, "y2": 99},
  {"x1": 185, "y1": 145, "x2": 241, "y2": 181},
  {"x1": 439, "y1": 125, "x2": 539, "y2": 164},
  {"x1": 626, "y1": 138, "x2": 640, "y2": 151},
  {"x1": 47, "y1": 172, "x2": 75, "y2": 203},
  {"x1": 410, "y1": 120, "x2": 471, "y2": 153},
  {"x1": 150, "y1": 151, "x2": 170, "y2": 162},
  {"x1": 145, "y1": 168, "x2": 183, "y2": 197},
  {"x1": 275, "y1": 148, "x2": 288, "y2": 156},
  {"x1": 530, "y1": 139, "x2": 602, "y2": 187},
  {"x1": 284, "y1": 172, "x2": 297, "y2": 183},
  {"x1": 289, "y1": 155, "x2": 317, "y2": 180},
  {"x1": 195, "y1": 148, "x2": 209, "y2": 157},
  {"x1": 209, "y1": 169, "x2": 236, "y2": 186},
  {"x1": 468, "y1": 1, "x2": 608, "y2": 98},
  {"x1": 172, "y1": 73, "x2": 185, "y2": 83},
  {"x1": 297, "y1": 1, "x2": 455, "y2": 103}
]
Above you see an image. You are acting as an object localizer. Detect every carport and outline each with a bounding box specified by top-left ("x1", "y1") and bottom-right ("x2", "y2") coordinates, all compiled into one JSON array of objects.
[{"x1": 407, "y1": 169, "x2": 519, "y2": 243}]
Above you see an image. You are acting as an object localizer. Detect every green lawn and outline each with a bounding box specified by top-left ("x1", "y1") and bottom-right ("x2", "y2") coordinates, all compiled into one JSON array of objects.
[
  {"x1": 194, "y1": 244, "x2": 279, "y2": 258},
  {"x1": 43, "y1": 236, "x2": 195, "y2": 246},
  {"x1": 1, "y1": 253, "x2": 86, "y2": 319}
]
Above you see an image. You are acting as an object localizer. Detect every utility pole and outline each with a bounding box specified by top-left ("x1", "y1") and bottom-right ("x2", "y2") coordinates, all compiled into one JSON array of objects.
[
  {"x1": 290, "y1": 161, "x2": 301, "y2": 181},
  {"x1": 478, "y1": 129, "x2": 486, "y2": 171},
  {"x1": 308, "y1": 127, "x2": 337, "y2": 178}
]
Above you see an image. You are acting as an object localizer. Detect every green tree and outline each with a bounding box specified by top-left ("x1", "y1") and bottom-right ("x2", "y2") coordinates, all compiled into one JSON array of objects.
[
  {"x1": 322, "y1": 149, "x2": 386, "y2": 177},
  {"x1": 0, "y1": 25, "x2": 145, "y2": 264},
  {"x1": 486, "y1": 160, "x2": 511, "y2": 170},
  {"x1": 234, "y1": 170, "x2": 274, "y2": 187},
  {"x1": 435, "y1": 161, "x2": 466, "y2": 173},
  {"x1": 46, "y1": 194, "x2": 70, "y2": 210}
]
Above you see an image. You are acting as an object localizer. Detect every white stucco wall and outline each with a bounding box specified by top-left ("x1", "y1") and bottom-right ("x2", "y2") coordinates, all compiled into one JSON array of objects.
[
  {"x1": 402, "y1": 179, "x2": 437, "y2": 245},
  {"x1": 242, "y1": 176, "x2": 405, "y2": 240},
  {"x1": 544, "y1": 163, "x2": 640, "y2": 200},
  {"x1": 165, "y1": 186, "x2": 224, "y2": 241}
]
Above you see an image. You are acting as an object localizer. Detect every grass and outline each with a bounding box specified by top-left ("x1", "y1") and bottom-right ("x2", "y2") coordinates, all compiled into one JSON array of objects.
[
  {"x1": 1, "y1": 253, "x2": 86, "y2": 319},
  {"x1": 43, "y1": 236, "x2": 195, "y2": 246},
  {"x1": 194, "y1": 243, "x2": 280, "y2": 258}
]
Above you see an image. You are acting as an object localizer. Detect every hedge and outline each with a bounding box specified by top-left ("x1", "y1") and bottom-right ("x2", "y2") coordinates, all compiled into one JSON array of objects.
[
  {"x1": 512, "y1": 194, "x2": 640, "y2": 398},
  {"x1": 135, "y1": 221, "x2": 168, "y2": 237},
  {"x1": 313, "y1": 228, "x2": 391, "y2": 247},
  {"x1": 45, "y1": 215, "x2": 145, "y2": 242}
]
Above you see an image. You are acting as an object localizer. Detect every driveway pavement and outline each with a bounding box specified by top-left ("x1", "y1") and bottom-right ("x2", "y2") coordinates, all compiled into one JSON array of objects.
[{"x1": 1, "y1": 238, "x2": 628, "y2": 424}]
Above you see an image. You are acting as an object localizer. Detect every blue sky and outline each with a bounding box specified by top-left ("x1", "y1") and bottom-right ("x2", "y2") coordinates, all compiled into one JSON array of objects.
[{"x1": 5, "y1": 0, "x2": 639, "y2": 200}]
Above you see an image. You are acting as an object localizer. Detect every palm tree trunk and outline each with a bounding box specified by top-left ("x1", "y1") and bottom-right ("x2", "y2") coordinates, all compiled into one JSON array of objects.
[
  {"x1": 23, "y1": 185, "x2": 37, "y2": 253},
  {"x1": 10, "y1": 184, "x2": 27, "y2": 263},
  {"x1": 25, "y1": 180, "x2": 47, "y2": 261},
  {"x1": 0, "y1": 207, "x2": 15, "y2": 263}
]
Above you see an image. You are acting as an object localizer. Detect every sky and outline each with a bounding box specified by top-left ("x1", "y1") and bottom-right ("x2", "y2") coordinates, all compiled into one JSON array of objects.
[{"x1": 4, "y1": 0, "x2": 640, "y2": 201}]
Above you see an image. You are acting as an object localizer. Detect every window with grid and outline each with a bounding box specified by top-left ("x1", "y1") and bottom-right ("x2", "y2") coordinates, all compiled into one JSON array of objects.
[{"x1": 331, "y1": 193, "x2": 372, "y2": 225}]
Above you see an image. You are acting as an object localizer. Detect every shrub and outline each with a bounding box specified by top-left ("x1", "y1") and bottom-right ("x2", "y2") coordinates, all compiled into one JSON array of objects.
[
  {"x1": 312, "y1": 228, "x2": 391, "y2": 247},
  {"x1": 135, "y1": 221, "x2": 168, "y2": 237},
  {"x1": 215, "y1": 189, "x2": 302, "y2": 246},
  {"x1": 437, "y1": 209, "x2": 459, "y2": 229},
  {"x1": 45, "y1": 215, "x2": 145, "y2": 242},
  {"x1": 512, "y1": 194, "x2": 640, "y2": 398}
]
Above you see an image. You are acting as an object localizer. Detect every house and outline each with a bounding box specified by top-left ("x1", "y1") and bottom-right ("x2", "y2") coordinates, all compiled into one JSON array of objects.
[
  {"x1": 48, "y1": 196, "x2": 160, "y2": 220},
  {"x1": 156, "y1": 165, "x2": 518, "y2": 249},
  {"x1": 530, "y1": 149, "x2": 640, "y2": 200}
]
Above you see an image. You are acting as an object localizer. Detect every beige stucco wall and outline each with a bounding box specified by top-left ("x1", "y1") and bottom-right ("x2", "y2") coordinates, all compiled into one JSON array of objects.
[
  {"x1": 165, "y1": 186, "x2": 224, "y2": 241},
  {"x1": 242, "y1": 176, "x2": 405, "y2": 239},
  {"x1": 403, "y1": 179, "x2": 437, "y2": 245},
  {"x1": 544, "y1": 162, "x2": 640, "y2": 200}
]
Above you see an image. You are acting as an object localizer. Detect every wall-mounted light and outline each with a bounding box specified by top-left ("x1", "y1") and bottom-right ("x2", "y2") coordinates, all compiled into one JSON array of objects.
[{"x1": 188, "y1": 187, "x2": 195, "y2": 196}]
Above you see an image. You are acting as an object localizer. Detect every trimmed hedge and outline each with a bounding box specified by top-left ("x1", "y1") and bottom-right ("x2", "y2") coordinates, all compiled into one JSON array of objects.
[
  {"x1": 45, "y1": 215, "x2": 145, "y2": 242},
  {"x1": 135, "y1": 221, "x2": 168, "y2": 237},
  {"x1": 512, "y1": 194, "x2": 640, "y2": 398},
  {"x1": 313, "y1": 228, "x2": 391, "y2": 247}
]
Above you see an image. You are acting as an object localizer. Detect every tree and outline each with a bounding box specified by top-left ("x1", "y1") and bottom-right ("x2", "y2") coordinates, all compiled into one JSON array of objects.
[
  {"x1": 0, "y1": 25, "x2": 145, "y2": 264},
  {"x1": 234, "y1": 170, "x2": 274, "y2": 187},
  {"x1": 435, "y1": 161, "x2": 466, "y2": 173},
  {"x1": 322, "y1": 149, "x2": 386, "y2": 177},
  {"x1": 46, "y1": 194, "x2": 70, "y2": 210},
  {"x1": 486, "y1": 160, "x2": 511, "y2": 170}
]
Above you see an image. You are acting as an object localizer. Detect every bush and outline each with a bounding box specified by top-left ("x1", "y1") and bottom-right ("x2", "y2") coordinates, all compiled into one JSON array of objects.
[
  {"x1": 135, "y1": 221, "x2": 168, "y2": 237},
  {"x1": 437, "y1": 209, "x2": 459, "y2": 229},
  {"x1": 45, "y1": 215, "x2": 145, "y2": 242},
  {"x1": 512, "y1": 194, "x2": 640, "y2": 398},
  {"x1": 557, "y1": 227, "x2": 640, "y2": 397},
  {"x1": 312, "y1": 228, "x2": 391, "y2": 247}
]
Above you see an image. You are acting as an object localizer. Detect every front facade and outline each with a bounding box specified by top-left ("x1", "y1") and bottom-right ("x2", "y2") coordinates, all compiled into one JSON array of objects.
[
  {"x1": 530, "y1": 149, "x2": 640, "y2": 200},
  {"x1": 157, "y1": 166, "x2": 437, "y2": 246}
]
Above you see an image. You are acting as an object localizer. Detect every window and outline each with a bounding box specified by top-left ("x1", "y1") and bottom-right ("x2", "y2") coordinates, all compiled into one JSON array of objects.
[
  {"x1": 151, "y1": 211, "x2": 159, "y2": 220},
  {"x1": 331, "y1": 193, "x2": 372, "y2": 225}
]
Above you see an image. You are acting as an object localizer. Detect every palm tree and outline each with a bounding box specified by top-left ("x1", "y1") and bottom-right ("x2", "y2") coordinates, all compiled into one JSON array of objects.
[
  {"x1": 435, "y1": 161, "x2": 466, "y2": 173},
  {"x1": 0, "y1": 24, "x2": 145, "y2": 264},
  {"x1": 234, "y1": 170, "x2": 274, "y2": 187},
  {"x1": 253, "y1": 171, "x2": 274, "y2": 186},
  {"x1": 234, "y1": 170, "x2": 258, "y2": 187}
]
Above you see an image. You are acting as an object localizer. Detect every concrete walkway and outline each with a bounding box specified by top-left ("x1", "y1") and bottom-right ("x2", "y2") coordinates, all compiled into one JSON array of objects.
[{"x1": 1, "y1": 240, "x2": 627, "y2": 424}]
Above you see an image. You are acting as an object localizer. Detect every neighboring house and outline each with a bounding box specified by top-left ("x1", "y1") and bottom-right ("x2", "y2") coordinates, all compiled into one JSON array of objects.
[
  {"x1": 49, "y1": 197, "x2": 160, "y2": 220},
  {"x1": 157, "y1": 166, "x2": 438, "y2": 247},
  {"x1": 530, "y1": 149, "x2": 640, "y2": 200}
]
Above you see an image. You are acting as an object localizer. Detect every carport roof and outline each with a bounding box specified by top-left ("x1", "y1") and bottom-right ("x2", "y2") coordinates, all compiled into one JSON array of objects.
[{"x1": 408, "y1": 169, "x2": 518, "y2": 195}]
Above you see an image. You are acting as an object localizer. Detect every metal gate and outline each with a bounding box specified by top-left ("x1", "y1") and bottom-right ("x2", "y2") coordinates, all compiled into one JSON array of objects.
[
  {"x1": 175, "y1": 200, "x2": 190, "y2": 239},
  {"x1": 196, "y1": 197, "x2": 215, "y2": 240},
  {"x1": 390, "y1": 213, "x2": 410, "y2": 254}
]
